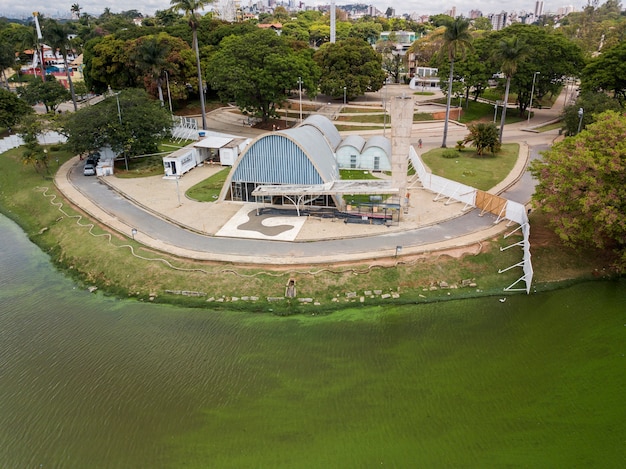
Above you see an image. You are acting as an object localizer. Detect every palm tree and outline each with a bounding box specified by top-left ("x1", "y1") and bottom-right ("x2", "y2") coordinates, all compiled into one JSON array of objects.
[
  {"x1": 169, "y1": 0, "x2": 213, "y2": 130},
  {"x1": 439, "y1": 17, "x2": 472, "y2": 148},
  {"x1": 493, "y1": 35, "x2": 528, "y2": 143},
  {"x1": 132, "y1": 36, "x2": 170, "y2": 106},
  {"x1": 43, "y1": 20, "x2": 78, "y2": 111},
  {"x1": 71, "y1": 4, "x2": 81, "y2": 20}
]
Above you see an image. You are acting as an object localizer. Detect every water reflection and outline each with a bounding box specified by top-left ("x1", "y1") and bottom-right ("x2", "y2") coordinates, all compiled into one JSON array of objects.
[{"x1": 0, "y1": 215, "x2": 624, "y2": 468}]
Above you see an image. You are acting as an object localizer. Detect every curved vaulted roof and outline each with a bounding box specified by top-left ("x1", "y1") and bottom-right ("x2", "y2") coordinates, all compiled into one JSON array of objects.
[
  {"x1": 363, "y1": 135, "x2": 392, "y2": 158},
  {"x1": 300, "y1": 114, "x2": 342, "y2": 150},
  {"x1": 227, "y1": 124, "x2": 339, "y2": 189},
  {"x1": 337, "y1": 135, "x2": 366, "y2": 153}
]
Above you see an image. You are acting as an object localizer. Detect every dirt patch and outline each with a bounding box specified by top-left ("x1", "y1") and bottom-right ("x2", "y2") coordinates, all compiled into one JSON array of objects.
[{"x1": 253, "y1": 118, "x2": 297, "y2": 131}]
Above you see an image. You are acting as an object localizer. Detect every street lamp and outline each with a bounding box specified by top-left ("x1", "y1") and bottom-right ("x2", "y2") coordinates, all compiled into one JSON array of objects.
[
  {"x1": 131, "y1": 228, "x2": 137, "y2": 240},
  {"x1": 577, "y1": 107, "x2": 584, "y2": 134},
  {"x1": 343, "y1": 86, "x2": 347, "y2": 105},
  {"x1": 298, "y1": 76, "x2": 303, "y2": 124},
  {"x1": 527, "y1": 71, "x2": 540, "y2": 125},
  {"x1": 493, "y1": 101, "x2": 499, "y2": 123},
  {"x1": 175, "y1": 176, "x2": 181, "y2": 206}
]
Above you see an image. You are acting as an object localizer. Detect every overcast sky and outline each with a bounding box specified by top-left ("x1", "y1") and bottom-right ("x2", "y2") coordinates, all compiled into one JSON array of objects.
[{"x1": 1, "y1": 0, "x2": 589, "y2": 20}]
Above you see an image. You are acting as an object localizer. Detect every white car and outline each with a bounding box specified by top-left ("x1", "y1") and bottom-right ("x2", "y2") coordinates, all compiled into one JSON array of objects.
[{"x1": 83, "y1": 162, "x2": 96, "y2": 176}]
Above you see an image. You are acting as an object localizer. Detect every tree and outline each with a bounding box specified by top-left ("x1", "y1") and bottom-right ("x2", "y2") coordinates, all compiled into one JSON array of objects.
[
  {"x1": 313, "y1": 38, "x2": 386, "y2": 99},
  {"x1": 492, "y1": 35, "x2": 528, "y2": 143},
  {"x1": 438, "y1": 17, "x2": 473, "y2": 148},
  {"x1": 43, "y1": 19, "x2": 78, "y2": 111},
  {"x1": 530, "y1": 110, "x2": 626, "y2": 272},
  {"x1": 131, "y1": 35, "x2": 170, "y2": 106},
  {"x1": 83, "y1": 36, "x2": 134, "y2": 92},
  {"x1": 0, "y1": 88, "x2": 32, "y2": 128},
  {"x1": 581, "y1": 41, "x2": 626, "y2": 107},
  {"x1": 71, "y1": 4, "x2": 81, "y2": 20},
  {"x1": 472, "y1": 17, "x2": 492, "y2": 31},
  {"x1": 60, "y1": 88, "x2": 172, "y2": 158},
  {"x1": 463, "y1": 122, "x2": 500, "y2": 156},
  {"x1": 170, "y1": 0, "x2": 215, "y2": 130},
  {"x1": 482, "y1": 24, "x2": 584, "y2": 118},
  {"x1": 18, "y1": 115, "x2": 50, "y2": 175},
  {"x1": 207, "y1": 29, "x2": 320, "y2": 123},
  {"x1": 18, "y1": 75, "x2": 70, "y2": 113},
  {"x1": 349, "y1": 21, "x2": 383, "y2": 45},
  {"x1": 561, "y1": 91, "x2": 622, "y2": 135}
]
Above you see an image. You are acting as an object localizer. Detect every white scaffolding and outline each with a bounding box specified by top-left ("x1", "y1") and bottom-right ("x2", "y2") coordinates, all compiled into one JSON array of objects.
[
  {"x1": 171, "y1": 116, "x2": 198, "y2": 143},
  {"x1": 409, "y1": 146, "x2": 533, "y2": 294}
]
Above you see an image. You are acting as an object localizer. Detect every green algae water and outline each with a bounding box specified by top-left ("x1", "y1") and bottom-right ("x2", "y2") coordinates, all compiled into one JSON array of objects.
[{"x1": 0, "y1": 214, "x2": 625, "y2": 468}]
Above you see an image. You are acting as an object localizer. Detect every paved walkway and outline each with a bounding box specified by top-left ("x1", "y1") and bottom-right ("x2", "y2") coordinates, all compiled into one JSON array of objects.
[{"x1": 53, "y1": 85, "x2": 567, "y2": 265}]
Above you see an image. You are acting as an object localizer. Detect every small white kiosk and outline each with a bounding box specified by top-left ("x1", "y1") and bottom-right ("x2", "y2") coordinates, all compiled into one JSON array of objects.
[
  {"x1": 193, "y1": 135, "x2": 251, "y2": 166},
  {"x1": 163, "y1": 147, "x2": 202, "y2": 177}
]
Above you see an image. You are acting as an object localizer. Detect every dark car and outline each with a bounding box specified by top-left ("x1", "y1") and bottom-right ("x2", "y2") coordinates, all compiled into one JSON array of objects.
[{"x1": 86, "y1": 152, "x2": 100, "y2": 166}]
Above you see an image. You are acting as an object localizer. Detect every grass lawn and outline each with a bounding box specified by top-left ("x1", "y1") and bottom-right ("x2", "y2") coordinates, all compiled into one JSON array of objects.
[
  {"x1": 335, "y1": 125, "x2": 385, "y2": 131},
  {"x1": 340, "y1": 106, "x2": 384, "y2": 114},
  {"x1": 420, "y1": 144, "x2": 519, "y2": 191},
  {"x1": 536, "y1": 122, "x2": 563, "y2": 132},
  {"x1": 187, "y1": 167, "x2": 231, "y2": 202},
  {"x1": 339, "y1": 169, "x2": 379, "y2": 180},
  {"x1": 336, "y1": 113, "x2": 388, "y2": 124}
]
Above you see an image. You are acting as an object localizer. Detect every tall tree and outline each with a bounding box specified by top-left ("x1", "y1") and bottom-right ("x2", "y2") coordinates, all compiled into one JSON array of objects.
[
  {"x1": 492, "y1": 35, "x2": 528, "y2": 143},
  {"x1": 18, "y1": 75, "x2": 70, "y2": 113},
  {"x1": 60, "y1": 88, "x2": 172, "y2": 157},
  {"x1": 43, "y1": 20, "x2": 78, "y2": 111},
  {"x1": 581, "y1": 40, "x2": 626, "y2": 107},
  {"x1": 438, "y1": 17, "x2": 472, "y2": 148},
  {"x1": 0, "y1": 88, "x2": 32, "y2": 128},
  {"x1": 169, "y1": 0, "x2": 214, "y2": 130},
  {"x1": 131, "y1": 36, "x2": 170, "y2": 106},
  {"x1": 530, "y1": 110, "x2": 626, "y2": 272},
  {"x1": 207, "y1": 29, "x2": 320, "y2": 123},
  {"x1": 71, "y1": 4, "x2": 81, "y2": 20},
  {"x1": 313, "y1": 38, "x2": 386, "y2": 99}
]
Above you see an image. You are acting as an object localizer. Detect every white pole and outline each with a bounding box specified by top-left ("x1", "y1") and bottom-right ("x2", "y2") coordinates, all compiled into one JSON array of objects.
[
  {"x1": 165, "y1": 70, "x2": 173, "y2": 114},
  {"x1": 528, "y1": 71, "x2": 540, "y2": 125},
  {"x1": 298, "y1": 77, "x2": 303, "y2": 123}
]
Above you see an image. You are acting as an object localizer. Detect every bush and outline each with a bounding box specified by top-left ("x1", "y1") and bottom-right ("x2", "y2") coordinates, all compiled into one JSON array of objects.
[{"x1": 442, "y1": 149, "x2": 459, "y2": 159}]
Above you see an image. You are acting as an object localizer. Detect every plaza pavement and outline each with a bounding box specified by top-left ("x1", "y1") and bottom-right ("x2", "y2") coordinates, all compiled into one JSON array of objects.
[{"x1": 53, "y1": 85, "x2": 566, "y2": 265}]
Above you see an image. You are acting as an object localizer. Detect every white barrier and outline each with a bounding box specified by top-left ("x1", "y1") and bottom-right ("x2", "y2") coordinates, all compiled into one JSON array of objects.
[
  {"x1": 409, "y1": 146, "x2": 476, "y2": 209},
  {"x1": 409, "y1": 145, "x2": 533, "y2": 294}
]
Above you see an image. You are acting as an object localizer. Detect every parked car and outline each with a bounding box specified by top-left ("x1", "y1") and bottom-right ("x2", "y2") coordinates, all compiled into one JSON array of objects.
[
  {"x1": 86, "y1": 152, "x2": 100, "y2": 166},
  {"x1": 83, "y1": 162, "x2": 96, "y2": 176}
]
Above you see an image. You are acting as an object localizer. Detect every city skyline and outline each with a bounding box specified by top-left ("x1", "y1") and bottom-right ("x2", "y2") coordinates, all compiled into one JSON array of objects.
[{"x1": 0, "y1": 0, "x2": 589, "y2": 20}]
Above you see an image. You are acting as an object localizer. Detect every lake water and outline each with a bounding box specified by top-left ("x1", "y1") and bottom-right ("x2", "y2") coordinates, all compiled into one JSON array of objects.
[{"x1": 0, "y1": 214, "x2": 624, "y2": 468}]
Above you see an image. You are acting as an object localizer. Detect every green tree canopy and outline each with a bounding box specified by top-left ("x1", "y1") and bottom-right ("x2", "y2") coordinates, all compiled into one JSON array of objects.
[
  {"x1": 18, "y1": 75, "x2": 70, "y2": 113},
  {"x1": 60, "y1": 88, "x2": 172, "y2": 157},
  {"x1": 581, "y1": 40, "x2": 626, "y2": 106},
  {"x1": 530, "y1": 110, "x2": 626, "y2": 272},
  {"x1": 313, "y1": 38, "x2": 386, "y2": 99},
  {"x1": 482, "y1": 24, "x2": 585, "y2": 116},
  {"x1": 207, "y1": 29, "x2": 320, "y2": 122},
  {"x1": 561, "y1": 90, "x2": 623, "y2": 135},
  {"x1": 0, "y1": 88, "x2": 32, "y2": 128}
]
